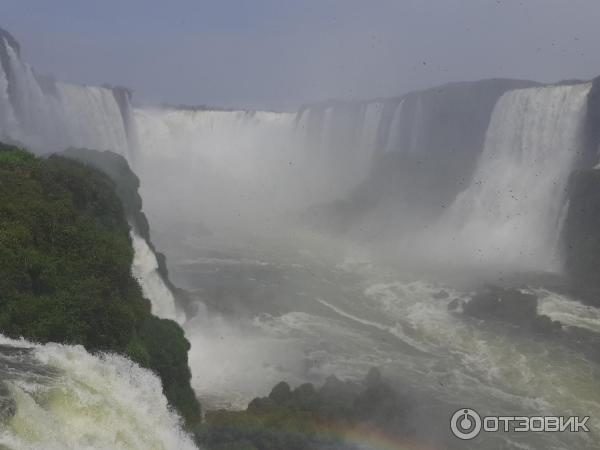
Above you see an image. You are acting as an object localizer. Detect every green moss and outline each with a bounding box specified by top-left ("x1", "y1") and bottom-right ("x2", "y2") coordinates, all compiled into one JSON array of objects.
[{"x1": 0, "y1": 142, "x2": 200, "y2": 425}]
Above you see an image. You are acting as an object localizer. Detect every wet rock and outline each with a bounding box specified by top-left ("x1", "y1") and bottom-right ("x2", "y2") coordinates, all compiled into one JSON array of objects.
[
  {"x1": 562, "y1": 167, "x2": 600, "y2": 307},
  {"x1": 432, "y1": 290, "x2": 450, "y2": 300},
  {"x1": 0, "y1": 383, "x2": 16, "y2": 422},
  {"x1": 464, "y1": 286, "x2": 537, "y2": 323},
  {"x1": 463, "y1": 286, "x2": 562, "y2": 335},
  {"x1": 531, "y1": 315, "x2": 562, "y2": 335},
  {"x1": 365, "y1": 367, "x2": 383, "y2": 387},
  {"x1": 268, "y1": 381, "x2": 292, "y2": 404},
  {"x1": 447, "y1": 298, "x2": 462, "y2": 311}
]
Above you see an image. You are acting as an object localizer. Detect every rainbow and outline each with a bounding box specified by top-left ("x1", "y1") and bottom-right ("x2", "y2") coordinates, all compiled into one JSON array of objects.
[
  {"x1": 293, "y1": 421, "x2": 437, "y2": 450},
  {"x1": 332, "y1": 426, "x2": 433, "y2": 450}
]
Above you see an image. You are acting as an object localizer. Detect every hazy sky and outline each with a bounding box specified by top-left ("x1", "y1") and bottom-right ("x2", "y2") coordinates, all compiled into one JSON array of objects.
[{"x1": 3, "y1": 0, "x2": 600, "y2": 110}]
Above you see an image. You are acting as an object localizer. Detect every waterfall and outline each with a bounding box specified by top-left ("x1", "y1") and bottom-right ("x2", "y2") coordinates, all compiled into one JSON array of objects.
[
  {"x1": 0, "y1": 335, "x2": 197, "y2": 450},
  {"x1": 0, "y1": 54, "x2": 17, "y2": 138},
  {"x1": 2, "y1": 26, "x2": 593, "y2": 273},
  {"x1": 130, "y1": 231, "x2": 182, "y2": 323},
  {"x1": 430, "y1": 83, "x2": 591, "y2": 271},
  {"x1": 0, "y1": 35, "x2": 175, "y2": 324},
  {"x1": 0, "y1": 36, "x2": 132, "y2": 156},
  {"x1": 0, "y1": 28, "x2": 415, "y2": 220},
  {"x1": 55, "y1": 82, "x2": 130, "y2": 156},
  {"x1": 133, "y1": 108, "x2": 293, "y2": 162},
  {"x1": 320, "y1": 106, "x2": 335, "y2": 152},
  {"x1": 359, "y1": 102, "x2": 384, "y2": 157},
  {"x1": 385, "y1": 100, "x2": 404, "y2": 153},
  {"x1": 132, "y1": 107, "x2": 304, "y2": 228},
  {"x1": 407, "y1": 95, "x2": 424, "y2": 154},
  {"x1": 3, "y1": 39, "x2": 66, "y2": 150}
]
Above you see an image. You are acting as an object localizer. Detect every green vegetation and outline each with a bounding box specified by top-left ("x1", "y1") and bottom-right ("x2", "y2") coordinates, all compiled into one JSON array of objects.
[
  {"x1": 196, "y1": 369, "x2": 411, "y2": 450},
  {"x1": 0, "y1": 142, "x2": 200, "y2": 424},
  {"x1": 60, "y1": 148, "x2": 150, "y2": 239},
  {"x1": 61, "y1": 148, "x2": 195, "y2": 314}
]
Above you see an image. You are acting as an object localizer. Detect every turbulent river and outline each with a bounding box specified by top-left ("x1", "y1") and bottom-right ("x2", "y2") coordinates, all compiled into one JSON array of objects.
[{"x1": 150, "y1": 226, "x2": 600, "y2": 450}]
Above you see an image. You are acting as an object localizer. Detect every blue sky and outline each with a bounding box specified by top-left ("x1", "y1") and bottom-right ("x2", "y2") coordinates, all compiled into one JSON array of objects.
[{"x1": 3, "y1": 0, "x2": 600, "y2": 110}]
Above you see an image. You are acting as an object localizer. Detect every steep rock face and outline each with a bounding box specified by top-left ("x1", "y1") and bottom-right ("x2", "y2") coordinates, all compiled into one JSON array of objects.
[
  {"x1": 561, "y1": 77, "x2": 600, "y2": 304},
  {"x1": 60, "y1": 148, "x2": 182, "y2": 301},
  {"x1": 463, "y1": 286, "x2": 561, "y2": 334},
  {"x1": 580, "y1": 76, "x2": 600, "y2": 167},
  {"x1": 61, "y1": 149, "x2": 148, "y2": 236},
  {"x1": 61, "y1": 147, "x2": 197, "y2": 318},
  {"x1": 302, "y1": 79, "x2": 541, "y2": 234},
  {"x1": 0, "y1": 142, "x2": 200, "y2": 424},
  {"x1": 563, "y1": 169, "x2": 600, "y2": 305}
]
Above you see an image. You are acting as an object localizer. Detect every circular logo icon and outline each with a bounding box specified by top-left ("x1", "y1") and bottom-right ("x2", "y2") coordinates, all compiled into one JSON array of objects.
[{"x1": 450, "y1": 408, "x2": 482, "y2": 440}]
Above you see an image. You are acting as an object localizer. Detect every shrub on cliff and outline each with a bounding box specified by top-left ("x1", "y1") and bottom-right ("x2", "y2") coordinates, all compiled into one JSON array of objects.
[{"x1": 0, "y1": 142, "x2": 200, "y2": 424}]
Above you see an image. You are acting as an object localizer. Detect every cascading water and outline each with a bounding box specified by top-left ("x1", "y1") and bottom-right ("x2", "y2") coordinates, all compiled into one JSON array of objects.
[
  {"x1": 358, "y1": 102, "x2": 384, "y2": 162},
  {"x1": 0, "y1": 48, "x2": 18, "y2": 138},
  {"x1": 3, "y1": 40, "x2": 65, "y2": 150},
  {"x1": 385, "y1": 100, "x2": 404, "y2": 153},
  {"x1": 286, "y1": 100, "x2": 393, "y2": 202},
  {"x1": 54, "y1": 82, "x2": 130, "y2": 156},
  {"x1": 130, "y1": 231, "x2": 181, "y2": 323},
  {"x1": 133, "y1": 108, "x2": 293, "y2": 171},
  {"x1": 0, "y1": 31, "x2": 549, "y2": 241},
  {"x1": 0, "y1": 335, "x2": 197, "y2": 450},
  {"x1": 423, "y1": 83, "x2": 591, "y2": 271},
  {"x1": 0, "y1": 36, "x2": 131, "y2": 156},
  {"x1": 0, "y1": 33, "x2": 178, "y2": 325},
  {"x1": 130, "y1": 100, "x2": 409, "y2": 230},
  {"x1": 0, "y1": 30, "x2": 425, "y2": 219},
  {"x1": 3, "y1": 25, "x2": 600, "y2": 450},
  {"x1": 320, "y1": 106, "x2": 335, "y2": 153},
  {"x1": 132, "y1": 107, "x2": 308, "y2": 229},
  {"x1": 406, "y1": 95, "x2": 424, "y2": 154}
]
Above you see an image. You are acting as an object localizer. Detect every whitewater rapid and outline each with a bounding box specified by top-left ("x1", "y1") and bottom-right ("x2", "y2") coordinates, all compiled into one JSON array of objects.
[
  {"x1": 161, "y1": 231, "x2": 600, "y2": 449},
  {"x1": 0, "y1": 335, "x2": 196, "y2": 450}
]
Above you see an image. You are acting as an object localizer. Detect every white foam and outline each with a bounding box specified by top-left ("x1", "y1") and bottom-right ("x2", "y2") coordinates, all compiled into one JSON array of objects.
[
  {"x1": 0, "y1": 336, "x2": 197, "y2": 450},
  {"x1": 535, "y1": 288, "x2": 600, "y2": 333}
]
